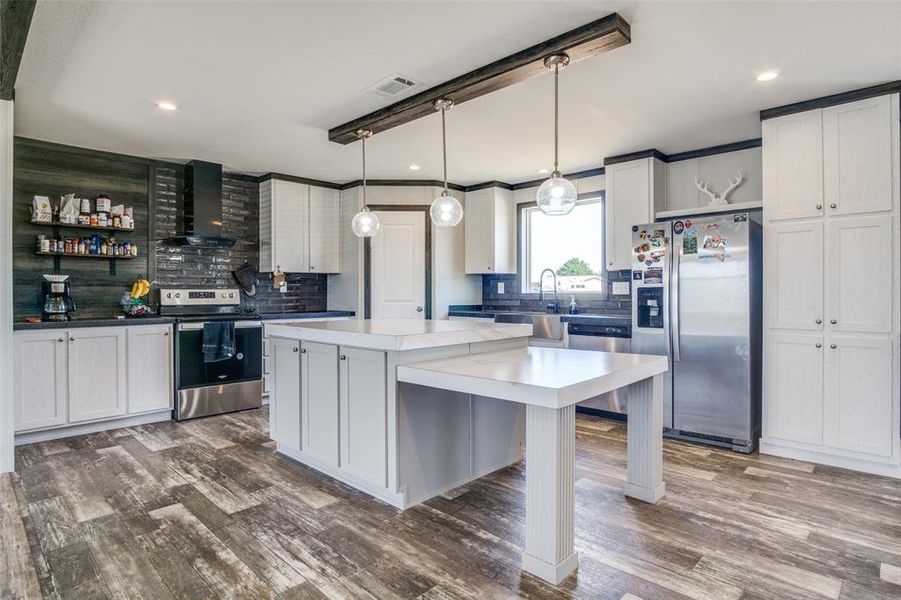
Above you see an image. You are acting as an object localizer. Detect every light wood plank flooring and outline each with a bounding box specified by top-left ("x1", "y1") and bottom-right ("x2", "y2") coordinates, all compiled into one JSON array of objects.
[{"x1": 2, "y1": 408, "x2": 901, "y2": 599}]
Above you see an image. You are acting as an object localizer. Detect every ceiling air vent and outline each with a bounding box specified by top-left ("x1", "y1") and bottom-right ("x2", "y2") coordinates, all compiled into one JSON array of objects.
[{"x1": 366, "y1": 74, "x2": 420, "y2": 98}]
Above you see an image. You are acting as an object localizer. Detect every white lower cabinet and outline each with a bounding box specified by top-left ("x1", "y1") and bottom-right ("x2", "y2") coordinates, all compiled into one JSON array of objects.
[
  {"x1": 270, "y1": 337, "x2": 301, "y2": 454},
  {"x1": 339, "y1": 347, "x2": 388, "y2": 488},
  {"x1": 301, "y1": 341, "x2": 339, "y2": 466},
  {"x1": 824, "y1": 336, "x2": 893, "y2": 458},
  {"x1": 766, "y1": 332, "x2": 824, "y2": 446},
  {"x1": 127, "y1": 325, "x2": 173, "y2": 414},
  {"x1": 67, "y1": 328, "x2": 128, "y2": 423},
  {"x1": 14, "y1": 331, "x2": 68, "y2": 431}
]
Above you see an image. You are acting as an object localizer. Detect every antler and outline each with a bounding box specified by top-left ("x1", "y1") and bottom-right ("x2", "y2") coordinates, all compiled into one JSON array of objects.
[
  {"x1": 720, "y1": 170, "x2": 743, "y2": 201},
  {"x1": 695, "y1": 177, "x2": 716, "y2": 203}
]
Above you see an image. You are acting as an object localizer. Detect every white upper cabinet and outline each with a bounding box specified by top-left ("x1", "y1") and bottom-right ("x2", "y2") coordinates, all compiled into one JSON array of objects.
[
  {"x1": 126, "y1": 325, "x2": 173, "y2": 414},
  {"x1": 260, "y1": 179, "x2": 340, "y2": 273},
  {"x1": 824, "y1": 336, "x2": 893, "y2": 458},
  {"x1": 823, "y1": 95, "x2": 893, "y2": 216},
  {"x1": 766, "y1": 221, "x2": 824, "y2": 330},
  {"x1": 67, "y1": 328, "x2": 127, "y2": 423},
  {"x1": 826, "y1": 216, "x2": 893, "y2": 334},
  {"x1": 14, "y1": 331, "x2": 67, "y2": 432},
  {"x1": 308, "y1": 186, "x2": 341, "y2": 273},
  {"x1": 464, "y1": 187, "x2": 515, "y2": 274},
  {"x1": 604, "y1": 157, "x2": 665, "y2": 270},
  {"x1": 762, "y1": 110, "x2": 824, "y2": 221}
]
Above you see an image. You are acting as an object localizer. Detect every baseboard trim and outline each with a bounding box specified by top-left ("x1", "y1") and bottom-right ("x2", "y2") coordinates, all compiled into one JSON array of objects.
[
  {"x1": 15, "y1": 410, "x2": 173, "y2": 446},
  {"x1": 760, "y1": 442, "x2": 901, "y2": 479}
]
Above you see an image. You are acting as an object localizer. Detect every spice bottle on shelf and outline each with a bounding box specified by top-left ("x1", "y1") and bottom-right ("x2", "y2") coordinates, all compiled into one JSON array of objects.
[
  {"x1": 130, "y1": 243, "x2": 138, "y2": 257},
  {"x1": 78, "y1": 199, "x2": 92, "y2": 225}
]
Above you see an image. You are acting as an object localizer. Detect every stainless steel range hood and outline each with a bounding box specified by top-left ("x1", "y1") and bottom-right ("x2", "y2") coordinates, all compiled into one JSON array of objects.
[{"x1": 165, "y1": 160, "x2": 236, "y2": 247}]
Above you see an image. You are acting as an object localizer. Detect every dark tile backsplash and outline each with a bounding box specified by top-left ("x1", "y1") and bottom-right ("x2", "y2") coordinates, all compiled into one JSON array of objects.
[{"x1": 481, "y1": 270, "x2": 632, "y2": 316}]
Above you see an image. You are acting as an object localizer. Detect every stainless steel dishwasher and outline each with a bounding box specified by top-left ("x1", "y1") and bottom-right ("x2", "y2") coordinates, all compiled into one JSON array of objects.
[{"x1": 567, "y1": 322, "x2": 631, "y2": 417}]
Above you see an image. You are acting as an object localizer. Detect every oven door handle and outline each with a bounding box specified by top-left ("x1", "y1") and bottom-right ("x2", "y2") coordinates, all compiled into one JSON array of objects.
[{"x1": 178, "y1": 321, "x2": 262, "y2": 331}]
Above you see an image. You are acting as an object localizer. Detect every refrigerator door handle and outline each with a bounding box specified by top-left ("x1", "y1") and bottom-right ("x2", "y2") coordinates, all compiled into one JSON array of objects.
[{"x1": 671, "y1": 242, "x2": 681, "y2": 363}]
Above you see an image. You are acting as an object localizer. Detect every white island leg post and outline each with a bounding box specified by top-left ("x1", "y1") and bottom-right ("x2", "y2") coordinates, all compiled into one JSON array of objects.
[
  {"x1": 522, "y1": 403, "x2": 578, "y2": 585},
  {"x1": 623, "y1": 373, "x2": 666, "y2": 503}
]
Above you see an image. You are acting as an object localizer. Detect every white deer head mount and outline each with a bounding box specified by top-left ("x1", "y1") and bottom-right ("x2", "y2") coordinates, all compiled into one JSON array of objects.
[{"x1": 695, "y1": 171, "x2": 743, "y2": 207}]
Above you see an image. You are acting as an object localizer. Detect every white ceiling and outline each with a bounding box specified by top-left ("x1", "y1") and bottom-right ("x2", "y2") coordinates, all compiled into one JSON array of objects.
[{"x1": 14, "y1": 1, "x2": 901, "y2": 185}]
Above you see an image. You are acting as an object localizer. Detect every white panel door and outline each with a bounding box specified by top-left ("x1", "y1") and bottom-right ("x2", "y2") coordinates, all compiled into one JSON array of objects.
[
  {"x1": 126, "y1": 325, "x2": 173, "y2": 414},
  {"x1": 824, "y1": 336, "x2": 893, "y2": 458},
  {"x1": 14, "y1": 331, "x2": 67, "y2": 431},
  {"x1": 826, "y1": 216, "x2": 892, "y2": 334},
  {"x1": 270, "y1": 337, "x2": 301, "y2": 453},
  {"x1": 370, "y1": 211, "x2": 426, "y2": 319},
  {"x1": 308, "y1": 185, "x2": 340, "y2": 273},
  {"x1": 68, "y1": 328, "x2": 127, "y2": 423},
  {"x1": 762, "y1": 110, "x2": 824, "y2": 220},
  {"x1": 301, "y1": 341, "x2": 339, "y2": 466},
  {"x1": 765, "y1": 221, "x2": 824, "y2": 330},
  {"x1": 339, "y1": 347, "x2": 387, "y2": 489},
  {"x1": 823, "y1": 95, "x2": 893, "y2": 216},
  {"x1": 606, "y1": 159, "x2": 652, "y2": 270},
  {"x1": 272, "y1": 179, "x2": 309, "y2": 273},
  {"x1": 464, "y1": 189, "x2": 495, "y2": 273},
  {"x1": 765, "y1": 332, "x2": 824, "y2": 446}
]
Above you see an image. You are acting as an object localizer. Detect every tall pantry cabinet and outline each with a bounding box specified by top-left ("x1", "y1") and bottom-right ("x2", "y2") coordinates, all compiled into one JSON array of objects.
[{"x1": 761, "y1": 93, "x2": 901, "y2": 477}]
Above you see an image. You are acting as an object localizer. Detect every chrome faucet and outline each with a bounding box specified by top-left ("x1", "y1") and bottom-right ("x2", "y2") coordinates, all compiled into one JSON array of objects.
[{"x1": 538, "y1": 268, "x2": 558, "y2": 313}]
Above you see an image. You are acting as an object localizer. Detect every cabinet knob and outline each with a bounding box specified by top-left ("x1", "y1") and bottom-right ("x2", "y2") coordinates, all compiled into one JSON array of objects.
[
  {"x1": 310, "y1": 266, "x2": 315, "y2": 270},
  {"x1": 815, "y1": 319, "x2": 822, "y2": 324},
  {"x1": 830, "y1": 319, "x2": 837, "y2": 324},
  {"x1": 830, "y1": 344, "x2": 837, "y2": 349},
  {"x1": 340, "y1": 354, "x2": 346, "y2": 360},
  {"x1": 57, "y1": 337, "x2": 64, "y2": 343},
  {"x1": 830, "y1": 203, "x2": 837, "y2": 209},
  {"x1": 164, "y1": 331, "x2": 169, "y2": 336},
  {"x1": 293, "y1": 347, "x2": 298, "y2": 353},
  {"x1": 815, "y1": 343, "x2": 822, "y2": 348},
  {"x1": 416, "y1": 306, "x2": 423, "y2": 312},
  {"x1": 300, "y1": 348, "x2": 307, "y2": 354},
  {"x1": 69, "y1": 337, "x2": 75, "y2": 342},
  {"x1": 816, "y1": 204, "x2": 823, "y2": 210}
]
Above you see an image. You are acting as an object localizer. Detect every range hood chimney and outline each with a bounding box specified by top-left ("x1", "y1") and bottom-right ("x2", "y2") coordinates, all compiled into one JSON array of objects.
[{"x1": 165, "y1": 160, "x2": 236, "y2": 247}]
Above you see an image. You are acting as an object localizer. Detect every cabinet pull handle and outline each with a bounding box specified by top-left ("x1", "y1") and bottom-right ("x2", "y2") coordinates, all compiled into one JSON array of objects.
[
  {"x1": 815, "y1": 343, "x2": 822, "y2": 348},
  {"x1": 816, "y1": 204, "x2": 823, "y2": 210},
  {"x1": 830, "y1": 203, "x2": 837, "y2": 209},
  {"x1": 815, "y1": 319, "x2": 822, "y2": 324},
  {"x1": 340, "y1": 354, "x2": 346, "y2": 360},
  {"x1": 830, "y1": 319, "x2": 837, "y2": 324},
  {"x1": 830, "y1": 344, "x2": 837, "y2": 349}
]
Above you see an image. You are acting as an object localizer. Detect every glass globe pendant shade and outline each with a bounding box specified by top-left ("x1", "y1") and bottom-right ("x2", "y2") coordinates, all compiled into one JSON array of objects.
[
  {"x1": 430, "y1": 191, "x2": 463, "y2": 227},
  {"x1": 536, "y1": 174, "x2": 577, "y2": 215},
  {"x1": 351, "y1": 207, "x2": 380, "y2": 238}
]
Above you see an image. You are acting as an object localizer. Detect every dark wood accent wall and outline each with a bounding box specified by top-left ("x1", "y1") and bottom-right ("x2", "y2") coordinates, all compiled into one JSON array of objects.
[
  {"x1": 328, "y1": 13, "x2": 631, "y2": 144},
  {"x1": 12, "y1": 138, "x2": 328, "y2": 320},
  {"x1": 0, "y1": 0, "x2": 37, "y2": 100}
]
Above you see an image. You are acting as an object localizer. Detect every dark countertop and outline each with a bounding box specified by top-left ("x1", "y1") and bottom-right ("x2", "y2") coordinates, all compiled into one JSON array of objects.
[
  {"x1": 14, "y1": 316, "x2": 176, "y2": 331},
  {"x1": 259, "y1": 311, "x2": 355, "y2": 321},
  {"x1": 447, "y1": 308, "x2": 631, "y2": 328}
]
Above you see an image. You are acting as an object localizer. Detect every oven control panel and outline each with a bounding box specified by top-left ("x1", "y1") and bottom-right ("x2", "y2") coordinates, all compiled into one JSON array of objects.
[{"x1": 160, "y1": 288, "x2": 241, "y2": 306}]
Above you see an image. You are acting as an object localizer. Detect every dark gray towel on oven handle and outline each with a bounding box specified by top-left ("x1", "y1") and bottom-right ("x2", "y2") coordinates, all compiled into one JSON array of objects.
[{"x1": 202, "y1": 321, "x2": 235, "y2": 363}]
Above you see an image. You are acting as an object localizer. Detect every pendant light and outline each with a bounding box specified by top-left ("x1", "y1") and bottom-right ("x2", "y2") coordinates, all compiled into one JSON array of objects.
[
  {"x1": 536, "y1": 54, "x2": 577, "y2": 215},
  {"x1": 351, "y1": 129, "x2": 380, "y2": 238},
  {"x1": 429, "y1": 99, "x2": 464, "y2": 227}
]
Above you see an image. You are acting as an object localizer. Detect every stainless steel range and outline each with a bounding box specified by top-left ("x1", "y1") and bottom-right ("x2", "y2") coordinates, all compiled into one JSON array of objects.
[{"x1": 160, "y1": 287, "x2": 263, "y2": 420}]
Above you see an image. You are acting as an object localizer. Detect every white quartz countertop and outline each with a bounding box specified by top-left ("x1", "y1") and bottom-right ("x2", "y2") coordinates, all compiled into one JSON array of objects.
[
  {"x1": 397, "y1": 347, "x2": 669, "y2": 409},
  {"x1": 265, "y1": 318, "x2": 533, "y2": 351}
]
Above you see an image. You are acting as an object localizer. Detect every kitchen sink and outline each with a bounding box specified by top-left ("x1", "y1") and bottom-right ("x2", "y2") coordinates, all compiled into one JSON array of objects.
[{"x1": 493, "y1": 312, "x2": 566, "y2": 344}]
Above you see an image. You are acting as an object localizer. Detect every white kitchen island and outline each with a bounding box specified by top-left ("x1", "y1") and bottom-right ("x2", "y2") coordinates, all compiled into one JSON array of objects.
[{"x1": 267, "y1": 318, "x2": 668, "y2": 585}]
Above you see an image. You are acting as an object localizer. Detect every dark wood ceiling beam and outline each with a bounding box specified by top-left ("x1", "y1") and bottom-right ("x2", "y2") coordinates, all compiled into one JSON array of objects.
[
  {"x1": 1, "y1": 0, "x2": 37, "y2": 100},
  {"x1": 328, "y1": 13, "x2": 630, "y2": 144}
]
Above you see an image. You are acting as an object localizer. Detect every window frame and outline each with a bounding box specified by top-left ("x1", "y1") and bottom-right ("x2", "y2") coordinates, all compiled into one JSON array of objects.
[{"x1": 518, "y1": 191, "x2": 607, "y2": 298}]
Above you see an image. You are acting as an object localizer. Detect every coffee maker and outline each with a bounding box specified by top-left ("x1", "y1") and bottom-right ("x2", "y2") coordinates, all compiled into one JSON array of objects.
[{"x1": 42, "y1": 274, "x2": 76, "y2": 321}]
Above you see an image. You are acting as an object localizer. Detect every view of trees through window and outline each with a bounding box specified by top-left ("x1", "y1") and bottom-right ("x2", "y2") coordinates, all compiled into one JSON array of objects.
[{"x1": 521, "y1": 197, "x2": 605, "y2": 294}]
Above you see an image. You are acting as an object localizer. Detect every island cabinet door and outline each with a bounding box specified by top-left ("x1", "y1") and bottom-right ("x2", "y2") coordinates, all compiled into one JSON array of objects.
[
  {"x1": 301, "y1": 341, "x2": 340, "y2": 466},
  {"x1": 271, "y1": 337, "x2": 302, "y2": 454},
  {"x1": 339, "y1": 347, "x2": 387, "y2": 489}
]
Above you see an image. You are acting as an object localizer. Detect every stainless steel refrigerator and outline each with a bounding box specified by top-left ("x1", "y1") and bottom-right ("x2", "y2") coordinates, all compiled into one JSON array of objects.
[{"x1": 630, "y1": 212, "x2": 762, "y2": 452}]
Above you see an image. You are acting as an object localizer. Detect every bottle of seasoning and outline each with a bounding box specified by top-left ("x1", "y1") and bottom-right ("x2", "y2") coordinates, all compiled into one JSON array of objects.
[
  {"x1": 78, "y1": 239, "x2": 86, "y2": 254},
  {"x1": 79, "y1": 199, "x2": 91, "y2": 225},
  {"x1": 100, "y1": 239, "x2": 108, "y2": 255},
  {"x1": 130, "y1": 243, "x2": 138, "y2": 257}
]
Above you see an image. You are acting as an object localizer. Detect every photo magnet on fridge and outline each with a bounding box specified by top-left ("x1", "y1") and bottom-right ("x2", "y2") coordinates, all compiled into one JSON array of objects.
[{"x1": 673, "y1": 220, "x2": 684, "y2": 234}]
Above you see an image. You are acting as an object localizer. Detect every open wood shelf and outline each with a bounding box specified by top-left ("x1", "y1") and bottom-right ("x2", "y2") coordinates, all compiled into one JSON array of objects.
[{"x1": 31, "y1": 220, "x2": 137, "y2": 233}]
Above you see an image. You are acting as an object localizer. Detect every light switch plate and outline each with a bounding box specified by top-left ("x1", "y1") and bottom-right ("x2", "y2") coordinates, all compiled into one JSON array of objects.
[
  {"x1": 498, "y1": 282, "x2": 505, "y2": 294},
  {"x1": 612, "y1": 281, "x2": 630, "y2": 296},
  {"x1": 279, "y1": 282, "x2": 288, "y2": 293}
]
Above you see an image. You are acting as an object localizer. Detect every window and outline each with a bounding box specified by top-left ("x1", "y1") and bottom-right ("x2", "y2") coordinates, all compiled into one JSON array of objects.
[{"x1": 520, "y1": 195, "x2": 605, "y2": 295}]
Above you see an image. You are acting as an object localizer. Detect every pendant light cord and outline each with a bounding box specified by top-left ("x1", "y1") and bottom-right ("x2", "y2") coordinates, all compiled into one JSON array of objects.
[
  {"x1": 361, "y1": 131, "x2": 368, "y2": 208},
  {"x1": 441, "y1": 105, "x2": 448, "y2": 193},
  {"x1": 553, "y1": 63, "x2": 559, "y2": 175}
]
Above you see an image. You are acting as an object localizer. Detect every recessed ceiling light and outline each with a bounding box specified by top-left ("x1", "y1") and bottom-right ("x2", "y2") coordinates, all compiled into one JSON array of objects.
[
  {"x1": 538, "y1": 169, "x2": 549, "y2": 175},
  {"x1": 755, "y1": 71, "x2": 780, "y2": 82},
  {"x1": 408, "y1": 164, "x2": 421, "y2": 171},
  {"x1": 156, "y1": 101, "x2": 178, "y2": 111}
]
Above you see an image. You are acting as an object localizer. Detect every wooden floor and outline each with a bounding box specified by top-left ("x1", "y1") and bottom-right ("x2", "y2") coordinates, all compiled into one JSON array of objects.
[{"x1": 2, "y1": 409, "x2": 901, "y2": 600}]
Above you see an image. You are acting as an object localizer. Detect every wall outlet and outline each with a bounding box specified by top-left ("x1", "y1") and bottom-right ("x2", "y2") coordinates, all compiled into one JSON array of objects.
[
  {"x1": 612, "y1": 281, "x2": 630, "y2": 296},
  {"x1": 497, "y1": 282, "x2": 505, "y2": 294}
]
